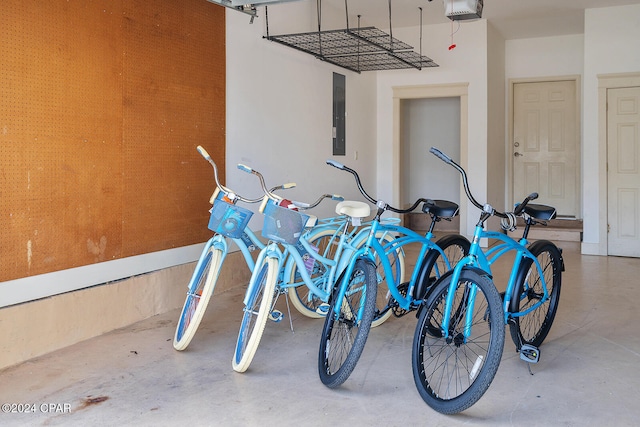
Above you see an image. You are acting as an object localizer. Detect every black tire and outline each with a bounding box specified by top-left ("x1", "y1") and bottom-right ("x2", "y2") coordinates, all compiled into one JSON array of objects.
[
  {"x1": 415, "y1": 234, "x2": 470, "y2": 302},
  {"x1": 509, "y1": 240, "x2": 563, "y2": 349},
  {"x1": 318, "y1": 258, "x2": 377, "y2": 388},
  {"x1": 412, "y1": 269, "x2": 505, "y2": 414}
]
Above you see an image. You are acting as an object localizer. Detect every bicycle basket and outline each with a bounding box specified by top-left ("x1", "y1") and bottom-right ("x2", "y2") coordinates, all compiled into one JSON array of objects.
[
  {"x1": 208, "y1": 199, "x2": 253, "y2": 239},
  {"x1": 262, "y1": 201, "x2": 310, "y2": 245}
]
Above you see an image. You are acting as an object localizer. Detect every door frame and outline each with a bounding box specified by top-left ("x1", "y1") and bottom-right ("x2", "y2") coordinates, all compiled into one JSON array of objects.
[
  {"x1": 598, "y1": 72, "x2": 640, "y2": 255},
  {"x1": 508, "y1": 76, "x2": 582, "y2": 218},
  {"x1": 392, "y1": 83, "x2": 469, "y2": 235}
]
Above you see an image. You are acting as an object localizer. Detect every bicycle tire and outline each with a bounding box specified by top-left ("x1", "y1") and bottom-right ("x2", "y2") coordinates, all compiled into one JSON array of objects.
[
  {"x1": 173, "y1": 246, "x2": 224, "y2": 351},
  {"x1": 288, "y1": 228, "x2": 340, "y2": 319},
  {"x1": 412, "y1": 269, "x2": 505, "y2": 414},
  {"x1": 318, "y1": 258, "x2": 377, "y2": 388},
  {"x1": 415, "y1": 234, "x2": 470, "y2": 303},
  {"x1": 232, "y1": 257, "x2": 279, "y2": 373},
  {"x1": 509, "y1": 240, "x2": 563, "y2": 349}
]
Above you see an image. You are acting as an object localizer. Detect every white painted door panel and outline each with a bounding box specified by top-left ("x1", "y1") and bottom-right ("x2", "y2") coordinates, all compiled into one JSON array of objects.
[
  {"x1": 608, "y1": 86, "x2": 640, "y2": 257},
  {"x1": 513, "y1": 81, "x2": 579, "y2": 218}
]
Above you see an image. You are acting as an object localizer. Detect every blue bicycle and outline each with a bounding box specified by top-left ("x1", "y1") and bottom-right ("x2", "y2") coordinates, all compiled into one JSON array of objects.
[
  {"x1": 411, "y1": 147, "x2": 564, "y2": 414},
  {"x1": 318, "y1": 160, "x2": 470, "y2": 388},
  {"x1": 231, "y1": 163, "x2": 408, "y2": 372},
  {"x1": 173, "y1": 146, "x2": 332, "y2": 351}
]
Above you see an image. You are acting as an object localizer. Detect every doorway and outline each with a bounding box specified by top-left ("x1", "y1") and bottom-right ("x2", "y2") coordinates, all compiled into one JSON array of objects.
[{"x1": 392, "y1": 84, "x2": 469, "y2": 234}]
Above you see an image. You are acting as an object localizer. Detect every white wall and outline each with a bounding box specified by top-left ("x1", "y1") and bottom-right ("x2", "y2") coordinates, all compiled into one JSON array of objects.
[
  {"x1": 505, "y1": 34, "x2": 584, "y2": 79},
  {"x1": 582, "y1": 4, "x2": 640, "y2": 255},
  {"x1": 225, "y1": 8, "x2": 378, "y2": 224},
  {"x1": 376, "y1": 19, "x2": 489, "y2": 236}
]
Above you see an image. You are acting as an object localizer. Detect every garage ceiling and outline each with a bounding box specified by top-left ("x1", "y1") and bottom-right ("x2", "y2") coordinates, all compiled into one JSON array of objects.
[{"x1": 212, "y1": 0, "x2": 640, "y2": 40}]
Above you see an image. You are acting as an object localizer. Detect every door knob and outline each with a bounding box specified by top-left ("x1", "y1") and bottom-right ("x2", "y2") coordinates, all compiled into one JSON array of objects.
[{"x1": 514, "y1": 152, "x2": 523, "y2": 157}]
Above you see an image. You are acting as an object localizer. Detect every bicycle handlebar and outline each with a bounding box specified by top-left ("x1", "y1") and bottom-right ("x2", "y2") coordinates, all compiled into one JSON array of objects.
[
  {"x1": 326, "y1": 159, "x2": 427, "y2": 215},
  {"x1": 198, "y1": 145, "x2": 285, "y2": 204},
  {"x1": 237, "y1": 163, "x2": 344, "y2": 210},
  {"x1": 429, "y1": 147, "x2": 540, "y2": 224}
]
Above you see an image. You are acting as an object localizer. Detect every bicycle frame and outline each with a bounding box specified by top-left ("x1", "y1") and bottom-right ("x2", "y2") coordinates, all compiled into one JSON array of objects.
[
  {"x1": 429, "y1": 146, "x2": 553, "y2": 341},
  {"x1": 247, "y1": 212, "x2": 367, "y2": 306},
  {"x1": 331, "y1": 215, "x2": 453, "y2": 319}
]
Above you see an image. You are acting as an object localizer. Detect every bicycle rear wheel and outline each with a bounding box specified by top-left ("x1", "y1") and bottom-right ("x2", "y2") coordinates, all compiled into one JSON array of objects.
[
  {"x1": 318, "y1": 258, "x2": 377, "y2": 388},
  {"x1": 173, "y1": 245, "x2": 224, "y2": 351},
  {"x1": 509, "y1": 240, "x2": 563, "y2": 349},
  {"x1": 412, "y1": 269, "x2": 505, "y2": 414},
  {"x1": 232, "y1": 257, "x2": 279, "y2": 373}
]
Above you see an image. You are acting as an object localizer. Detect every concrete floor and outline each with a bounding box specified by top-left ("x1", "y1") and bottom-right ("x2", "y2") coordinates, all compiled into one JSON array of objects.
[{"x1": 2, "y1": 240, "x2": 640, "y2": 426}]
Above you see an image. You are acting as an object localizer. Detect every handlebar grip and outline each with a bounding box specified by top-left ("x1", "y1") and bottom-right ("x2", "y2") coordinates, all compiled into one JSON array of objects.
[
  {"x1": 429, "y1": 147, "x2": 453, "y2": 164},
  {"x1": 326, "y1": 160, "x2": 345, "y2": 170},
  {"x1": 197, "y1": 145, "x2": 211, "y2": 160},
  {"x1": 237, "y1": 164, "x2": 253, "y2": 174},
  {"x1": 513, "y1": 192, "x2": 540, "y2": 215},
  {"x1": 282, "y1": 182, "x2": 296, "y2": 189},
  {"x1": 332, "y1": 194, "x2": 344, "y2": 201}
]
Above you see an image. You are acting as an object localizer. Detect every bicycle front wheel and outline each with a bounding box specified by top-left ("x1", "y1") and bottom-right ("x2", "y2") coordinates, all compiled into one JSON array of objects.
[
  {"x1": 509, "y1": 240, "x2": 562, "y2": 349},
  {"x1": 232, "y1": 256, "x2": 279, "y2": 373},
  {"x1": 412, "y1": 269, "x2": 505, "y2": 414},
  {"x1": 318, "y1": 258, "x2": 377, "y2": 388},
  {"x1": 173, "y1": 245, "x2": 224, "y2": 351}
]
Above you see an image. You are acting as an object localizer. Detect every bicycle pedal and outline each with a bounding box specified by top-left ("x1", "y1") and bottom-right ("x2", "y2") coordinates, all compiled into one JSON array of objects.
[
  {"x1": 519, "y1": 344, "x2": 540, "y2": 363},
  {"x1": 269, "y1": 310, "x2": 284, "y2": 323},
  {"x1": 316, "y1": 303, "x2": 330, "y2": 316}
]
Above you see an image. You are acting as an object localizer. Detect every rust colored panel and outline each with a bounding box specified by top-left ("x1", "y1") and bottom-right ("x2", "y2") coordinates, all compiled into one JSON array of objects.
[
  {"x1": 0, "y1": 0, "x2": 225, "y2": 282},
  {"x1": 121, "y1": 0, "x2": 225, "y2": 256}
]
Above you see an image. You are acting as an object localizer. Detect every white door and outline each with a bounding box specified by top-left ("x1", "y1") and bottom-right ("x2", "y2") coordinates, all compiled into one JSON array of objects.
[
  {"x1": 513, "y1": 81, "x2": 579, "y2": 218},
  {"x1": 607, "y1": 86, "x2": 640, "y2": 257}
]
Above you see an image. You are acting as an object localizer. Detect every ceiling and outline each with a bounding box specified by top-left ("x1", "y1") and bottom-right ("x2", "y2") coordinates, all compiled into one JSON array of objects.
[{"x1": 255, "y1": 0, "x2": 640, "y2": 40}]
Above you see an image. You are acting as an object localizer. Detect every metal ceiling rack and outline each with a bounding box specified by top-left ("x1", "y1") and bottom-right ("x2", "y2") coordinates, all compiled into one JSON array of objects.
[{"x1": 264, "y1": 0, "x2": 438, "y2": 73}]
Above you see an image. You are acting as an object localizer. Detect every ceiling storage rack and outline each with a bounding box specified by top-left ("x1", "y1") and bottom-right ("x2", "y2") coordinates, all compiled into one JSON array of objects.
[{"x1": 263, "y1": 0, "x2": 438, "y2": 73}]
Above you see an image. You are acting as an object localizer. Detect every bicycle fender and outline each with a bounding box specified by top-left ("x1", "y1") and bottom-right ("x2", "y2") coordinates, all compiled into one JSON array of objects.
[
  {"x1": 526, "y1": 240, "x2": 565, "y2": 272},
  {"x1": 414, "y1": 266, "x2": 492, "y2": 319},
  {"x1": 328, "y1": 255, "x2": 376, "y2": 305}
]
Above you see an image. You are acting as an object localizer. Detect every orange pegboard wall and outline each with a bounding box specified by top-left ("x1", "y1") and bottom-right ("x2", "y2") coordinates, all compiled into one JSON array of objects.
[{"x1": 0, "y1": 0, "x2": 225, "y2": 282}]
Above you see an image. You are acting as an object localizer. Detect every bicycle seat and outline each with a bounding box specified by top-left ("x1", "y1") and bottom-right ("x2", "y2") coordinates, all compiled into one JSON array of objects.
[
  {"x1": 422, "y1": 199, "x2": 459, "y2": 219},
  {"x1": 524, "y1": 203, "x2": 556, "y2": 221},
  {"x1": 335, "y1": 200, "x2": 370, "y2": 218}
]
